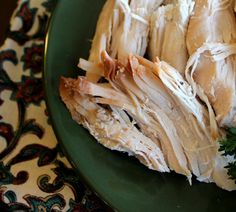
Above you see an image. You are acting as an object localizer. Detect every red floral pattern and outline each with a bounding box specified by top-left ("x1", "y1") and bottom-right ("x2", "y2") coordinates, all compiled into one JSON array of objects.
[
  {"x1": 21, "y1": 44, "x2": 44, "y2": 74},
  {"x1": 0, "y1": 0, "x2": 109, "y2": 211},
  {"x1": 16, "y1": 76, "x2": 44, "y2": 104}
]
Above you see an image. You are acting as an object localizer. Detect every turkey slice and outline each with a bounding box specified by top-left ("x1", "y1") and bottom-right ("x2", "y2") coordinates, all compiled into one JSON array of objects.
[
  {"x1": 149, "y1": 0, "x2": 194, "y2": 73},
  {"x1": 110, "y1": 0, "x2": 163, "y2": 63},
  {"x1": 186, "y1": 0, "x2": 236, "y2": 127},
  {"x1": 86, "y1": 0, "x2": 123, "y2": 82}
]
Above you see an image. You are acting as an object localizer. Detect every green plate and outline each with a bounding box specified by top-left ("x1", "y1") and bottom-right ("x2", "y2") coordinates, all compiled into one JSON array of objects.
[{"x1": 44, "y1": 0, "x2": 236, "y2": 211}]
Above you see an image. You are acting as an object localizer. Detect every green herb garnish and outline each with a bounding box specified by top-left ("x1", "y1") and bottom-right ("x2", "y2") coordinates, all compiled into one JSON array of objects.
[{"x1": 219, "y1": 128, "x2": 236, "y2": 181}]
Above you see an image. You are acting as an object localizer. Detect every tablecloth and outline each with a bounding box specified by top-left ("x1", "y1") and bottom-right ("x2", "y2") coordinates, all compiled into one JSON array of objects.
[{"x1": 0, "y1": 0, "x2": 108, "y2": 211}]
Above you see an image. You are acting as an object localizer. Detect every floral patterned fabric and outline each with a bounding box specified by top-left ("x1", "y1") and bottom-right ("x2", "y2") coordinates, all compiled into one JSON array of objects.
[{"x1": 0, "y1": 0, "x2": 108, "y2": 211}]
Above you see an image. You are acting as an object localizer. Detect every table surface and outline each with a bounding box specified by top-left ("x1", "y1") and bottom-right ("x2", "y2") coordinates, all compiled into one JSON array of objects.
[{"x1": 0, "y1": 1, "x2": 109, "y2": 211}]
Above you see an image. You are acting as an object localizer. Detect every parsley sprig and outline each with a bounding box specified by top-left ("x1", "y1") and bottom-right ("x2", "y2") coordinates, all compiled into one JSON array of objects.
[{"x1": 219, "y1": 128, "x2": 236, "y2": 181}]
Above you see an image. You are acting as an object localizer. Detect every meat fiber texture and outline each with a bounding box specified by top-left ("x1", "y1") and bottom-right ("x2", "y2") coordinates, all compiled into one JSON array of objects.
[
  {"x1": 60, "y1": 52, "x2": 236, "y2": 191},
  {"x1": 86, "y1": 0, "x2": 163, "y2": 82},
  {"x1": 149, "y1": 0, "x2": 194, "y2": 74},
  {"x1": 186, "y1": 0, "x2": 236, "y2": 128}
]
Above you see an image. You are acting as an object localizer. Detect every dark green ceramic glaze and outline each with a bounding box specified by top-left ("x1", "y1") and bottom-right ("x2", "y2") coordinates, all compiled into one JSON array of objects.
[{"x1": 44, "y1": 1, "x2": 236, "y2": 211}]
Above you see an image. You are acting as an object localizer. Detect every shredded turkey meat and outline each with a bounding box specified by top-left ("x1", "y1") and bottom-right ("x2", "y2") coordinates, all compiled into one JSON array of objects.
[
  {"x1": 60, "y1": 51, "x2": 236, "y2": 190},
  {"x1": 186, "y1": 0, "x2": 236, "y2": 127},
  {"x1": 60, "y1": 76, "x2": 169, "y2": 173},
  {"x1": 59, "y1": 0, "x2": 236, "y2": 191}
]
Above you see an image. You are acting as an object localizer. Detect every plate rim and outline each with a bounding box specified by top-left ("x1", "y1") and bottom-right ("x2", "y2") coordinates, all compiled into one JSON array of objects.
[{"x1": 43, "y1": 1, "x2": 115, "y2": 211}]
